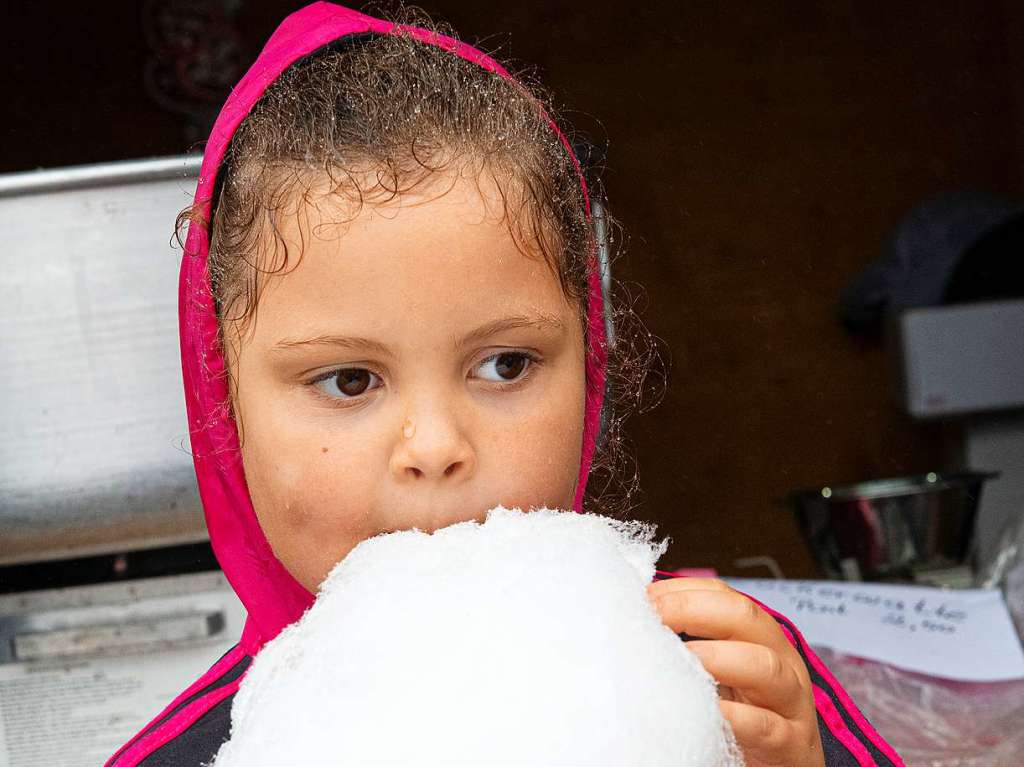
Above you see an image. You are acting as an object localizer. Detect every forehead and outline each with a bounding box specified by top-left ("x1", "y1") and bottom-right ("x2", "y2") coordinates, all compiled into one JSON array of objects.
[{"x1": 245, "y1": 166, "x2": 575, "y2": 349}]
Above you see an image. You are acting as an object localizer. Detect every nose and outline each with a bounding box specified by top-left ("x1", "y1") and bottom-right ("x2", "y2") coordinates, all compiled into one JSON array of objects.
[{"x1": 389, "y1": 403, "x2": 476, "y2": 483}]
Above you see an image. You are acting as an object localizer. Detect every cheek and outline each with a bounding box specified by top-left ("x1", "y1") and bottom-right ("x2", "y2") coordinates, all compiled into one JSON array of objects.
[
  {"x1": 487, "y1": 372, "x2": 586, "y2": 508},
  {"x1": 242, "y1": 397, "x2": 378, "y2": 510},
  {"x1": 239, "y1": 414, "x2": 386, "y2": 589},
  {"x1": 250, "y1": 445, "x2": 376, "y2": 529}
]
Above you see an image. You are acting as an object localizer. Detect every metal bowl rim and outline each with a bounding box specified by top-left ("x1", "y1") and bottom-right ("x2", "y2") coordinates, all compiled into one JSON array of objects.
[{"x1": 784, "y1": 470, "x2": 1000, "y2": 504}]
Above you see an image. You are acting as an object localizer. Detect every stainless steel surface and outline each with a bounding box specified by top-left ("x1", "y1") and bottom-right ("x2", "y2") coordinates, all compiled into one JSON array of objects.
[
  {"x1": 12, "y1": 610, "x2": 223, "y2": 663},
  {"x1": 0, "y1": 155, "x2": 203, "y2": 198},
  {"x1": 0, "y1": 156, "x2": 207, "y2": 564},
  {"x1": 0, "y1": 571, "x2": 237, "y2": 666},
  {"x1": 785, "y1": 471, "x2": 999, "y2": 581}
]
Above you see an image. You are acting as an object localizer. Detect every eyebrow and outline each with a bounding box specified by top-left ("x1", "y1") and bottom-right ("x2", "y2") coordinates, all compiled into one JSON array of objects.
[{"x1": 270, "y1": 313, "x2": 565, "y2": 355}]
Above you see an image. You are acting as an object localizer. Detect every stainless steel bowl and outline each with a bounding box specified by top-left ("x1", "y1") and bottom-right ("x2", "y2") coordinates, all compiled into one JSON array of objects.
[{"x1": 784, "y1": 471, "x2": 1000, "y2": 581}]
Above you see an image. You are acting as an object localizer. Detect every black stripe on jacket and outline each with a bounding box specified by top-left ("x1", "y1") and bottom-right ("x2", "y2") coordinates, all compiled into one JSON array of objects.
[{"x1": 107, "y1": 647, "x2": 249, "y2": 767}]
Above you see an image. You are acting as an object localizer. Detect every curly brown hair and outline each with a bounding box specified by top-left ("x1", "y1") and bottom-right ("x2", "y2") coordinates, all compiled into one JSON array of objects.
[{"x1": 176, "y1": 2, "x2": 664, "y2": 518}]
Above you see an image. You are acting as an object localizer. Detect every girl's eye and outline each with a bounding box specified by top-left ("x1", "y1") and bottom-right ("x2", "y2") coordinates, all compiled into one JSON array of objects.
[
  {"x1": 310, "y1": 368, "x2": 382, "y2": 400},
  {"x1": 476, "y1": 351, "x2": 536, "y2": 383},
  {"x1": 307, "y1": 352, "x2": 538, "y2": 405}
]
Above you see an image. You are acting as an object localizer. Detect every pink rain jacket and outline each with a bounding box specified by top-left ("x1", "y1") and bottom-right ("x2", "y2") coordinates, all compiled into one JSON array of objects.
[{"x1": 104, "y1": 3, "x2": 905, "y2": 765}]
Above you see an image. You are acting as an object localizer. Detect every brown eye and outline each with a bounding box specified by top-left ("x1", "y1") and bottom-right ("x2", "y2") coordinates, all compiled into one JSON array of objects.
[
  {"x1": 334, "y1": 368, "x2": 373, "y2": 396},
  {"x1": 495, "y1": 353, "x2": 526, "y2": 379},
  {"x1": 309, "y1": 367, "x2": 382, "y2": 404},
  {"x1": 478, "y1": 352, "x2": 533, "y2": 383}
]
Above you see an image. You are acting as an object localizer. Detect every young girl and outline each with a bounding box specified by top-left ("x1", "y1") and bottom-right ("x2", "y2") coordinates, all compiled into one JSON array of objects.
[{"x1": 105, "y1": 3, "x2": 904, "y2": 766}]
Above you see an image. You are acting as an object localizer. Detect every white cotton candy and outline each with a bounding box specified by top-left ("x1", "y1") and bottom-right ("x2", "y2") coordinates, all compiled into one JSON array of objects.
[{"x1": 210, "y1": 506, "x2": 744, "y2": 767}]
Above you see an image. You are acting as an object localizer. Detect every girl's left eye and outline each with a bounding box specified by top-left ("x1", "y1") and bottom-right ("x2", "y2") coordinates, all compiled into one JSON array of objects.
[{"x1": 475, "y1": 351, "x2": 538, "y2": 383}]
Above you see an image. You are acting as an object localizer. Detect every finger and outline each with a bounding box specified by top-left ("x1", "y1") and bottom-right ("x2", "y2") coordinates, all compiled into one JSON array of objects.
[
  {"x1": 647, "y1": 577, "x2": 734, "y2": 601},
  {"x1": 719, "y1": 699, "x2": 793, "y2": 763},
  {"x1": 651, "y1": 588, "x2": 791, "y2": 657},
  {"x1": 687, "y1": 640, "x2": 805, "y2": 718}
]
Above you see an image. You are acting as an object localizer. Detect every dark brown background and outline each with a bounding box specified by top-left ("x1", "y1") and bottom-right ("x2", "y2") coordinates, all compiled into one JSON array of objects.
[{"x1": 5, "y1": 1, "x2": 1022, "y2": 577}]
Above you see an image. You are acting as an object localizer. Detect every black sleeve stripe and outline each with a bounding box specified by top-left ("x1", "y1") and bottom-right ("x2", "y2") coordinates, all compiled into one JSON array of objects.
[
  {"x1": 767, "y1": 610, "x2": 898, "y2": 766},
  {"x1": 815, "y1": 709, "x2": 869, "y2": 767},
  {"x1": 136, "y1": 690, "x2": 237, "y2": 767},
  {"x1": 108, "y1": 647, "x2": 251, "y2": 765}
]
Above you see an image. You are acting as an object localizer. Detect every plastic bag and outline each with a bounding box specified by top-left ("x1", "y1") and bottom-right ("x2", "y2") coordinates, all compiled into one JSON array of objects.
[
  {"x1": 814, "y1": 646, "x2": 1024, "y2": 766},
  {"x1": 977, "y1": 509, "x2": 1024, "y2": 638}
]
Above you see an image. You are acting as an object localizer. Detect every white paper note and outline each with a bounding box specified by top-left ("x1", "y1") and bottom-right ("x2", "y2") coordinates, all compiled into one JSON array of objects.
[{"x1": 724, "y1": 578, "x2": 1024, "y2": 682}]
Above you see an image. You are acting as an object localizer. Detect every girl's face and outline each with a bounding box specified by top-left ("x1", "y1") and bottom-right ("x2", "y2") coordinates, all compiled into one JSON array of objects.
[{"x1": 226, "y1": 165, "x2": 588, "y2": 593}]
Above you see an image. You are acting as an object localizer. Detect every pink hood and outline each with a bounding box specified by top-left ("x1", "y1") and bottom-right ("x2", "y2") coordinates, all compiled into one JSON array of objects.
[{"x1": 180, "y1": 1, "x2": 608, "y2": 653}]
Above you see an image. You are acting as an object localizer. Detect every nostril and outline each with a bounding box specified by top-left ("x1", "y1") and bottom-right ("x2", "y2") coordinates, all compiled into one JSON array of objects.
[
  {"x1": 444, "y1": 462, "x2": 459, "y2": 477},
  {"x1": 407, "y1": 467, "x2": 423, "y2": 479}
]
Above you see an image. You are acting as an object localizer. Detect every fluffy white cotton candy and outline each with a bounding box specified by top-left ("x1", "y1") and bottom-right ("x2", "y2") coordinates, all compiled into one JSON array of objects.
[{"x1": 211, "y1": 506, "x2": 743, "y2": 767}]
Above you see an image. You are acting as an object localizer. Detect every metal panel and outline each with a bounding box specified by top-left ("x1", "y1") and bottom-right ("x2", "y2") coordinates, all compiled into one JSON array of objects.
[{"x1": 1, "y1": 156, "x2": 208, "y2": 564}]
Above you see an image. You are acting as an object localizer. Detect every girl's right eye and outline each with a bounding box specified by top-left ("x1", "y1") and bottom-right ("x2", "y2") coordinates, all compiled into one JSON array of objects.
[{"x1": 308, "y1": 368, "x2": 383, "y2": 403}]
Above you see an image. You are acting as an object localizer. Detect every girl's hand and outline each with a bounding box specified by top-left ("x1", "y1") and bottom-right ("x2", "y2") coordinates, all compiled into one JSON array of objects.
[{"x1": 647, "y1": 577, "x2": 825, "y2": 767}]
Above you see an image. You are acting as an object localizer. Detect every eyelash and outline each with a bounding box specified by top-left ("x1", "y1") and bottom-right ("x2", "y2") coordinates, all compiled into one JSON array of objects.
[{"x1": 305, "y1": 351, "x2": 543, "y2": 408}]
